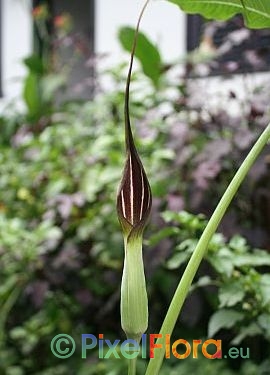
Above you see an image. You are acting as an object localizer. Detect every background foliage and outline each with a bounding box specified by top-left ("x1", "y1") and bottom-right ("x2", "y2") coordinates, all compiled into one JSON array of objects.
[{"x1": 0, "y1": 5, "x2": 270, "y2": 375}]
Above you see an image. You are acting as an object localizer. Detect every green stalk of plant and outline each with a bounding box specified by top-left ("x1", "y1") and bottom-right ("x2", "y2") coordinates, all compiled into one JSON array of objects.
[{"x1": 145, "y1": 122, "x2": 270, "y2": 375}]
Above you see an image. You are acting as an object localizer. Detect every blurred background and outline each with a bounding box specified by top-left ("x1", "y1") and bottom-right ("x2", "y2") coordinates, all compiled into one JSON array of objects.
[{"x1": 0, "y1": 0, "x2": 270, "y2": 374}]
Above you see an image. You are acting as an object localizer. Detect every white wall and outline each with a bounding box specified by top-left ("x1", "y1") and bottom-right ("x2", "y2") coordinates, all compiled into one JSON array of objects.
[
  {"x1": 1, "y1": 0, "x2": 32, "y2": 100},
  {"x1": 95, "y1": 0, "x2": 186, "y2": 66}
]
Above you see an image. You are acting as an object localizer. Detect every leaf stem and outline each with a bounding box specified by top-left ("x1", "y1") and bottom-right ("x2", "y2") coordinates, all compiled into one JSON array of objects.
[{"x1": 145, "y1": 123, "x2": 270, "y2": 375}]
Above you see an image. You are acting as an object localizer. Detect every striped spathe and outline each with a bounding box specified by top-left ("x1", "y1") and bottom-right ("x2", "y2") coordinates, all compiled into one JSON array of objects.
[{"x1": 117, "y1": 135, "x2": 152, "y2": 239}]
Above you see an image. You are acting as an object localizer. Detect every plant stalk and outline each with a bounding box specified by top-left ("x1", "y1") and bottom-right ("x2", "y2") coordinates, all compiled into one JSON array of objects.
[
  {"x1": 145, "y1": 123, "x2": 270, "y2": 375},
  {"x1": 128, "y1": 356, "x2": 138, "y2": 375},
  {"x1": 121, "y1": 238, "x2": 148, "y2": 341}
]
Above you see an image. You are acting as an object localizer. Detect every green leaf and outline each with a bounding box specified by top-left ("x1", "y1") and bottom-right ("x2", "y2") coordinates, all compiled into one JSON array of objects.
[
  {"x1": 258, "y1": 274, "x2": 270, "y2": 306},
  {"x1": 147, "y1": 227, "x2": 180, "y2": 246},
  {"x1": 167, "y1": 0, "x2": 270, "y2": 29},
  {"x1": 190, "y1": 275, "x2": 212, "y2": 292},
  {"x1": 208, "y1": 248, "x2": 234, "y2": 277},
  {"x1": 229, "y1": 235, "x2": 248, "y2": 252},
  {"x1": 118, "y1": 27, "x2": 162, "y2": 86},
  {"x1": 231, "y1": 323, "x2": 262, "y2": 345},
  {"x1": 6, "y1": 366, "x2": 24, "y2": 375},
  {"x1": 23, "y1": 55, "x2": 45, "y2": 75},
  {"x1": 232, "y1": 249, "x2": 270, "y2": 267},
  {"x1": 208, "y1": 309, "x2": 244, "y2": 336},
  {"x1": 218, "y1": 281, "x2": 245, "y2": 308},
  {"x1": 258, "y1": 313, "x2": 270, "y2": 338},
  {"x1": 23, "y1": 73, "x2": 42, "y2": 119},
  {"x1": 166, "y1": 252, "x2": 190, "y2": 270},
  {"x1": 161, "y1": 210, "x2": 206, "y2": 228},
  {"x1": 152, "y1": 149, "x2": 175, "y2": 161}
]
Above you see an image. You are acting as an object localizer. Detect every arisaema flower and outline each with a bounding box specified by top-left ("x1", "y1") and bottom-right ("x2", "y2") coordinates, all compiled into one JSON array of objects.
[
  {"x1": 116, "y1": 0, "x2": 152, "y2": 344},
  {"x1": 117, "y1": 102, "x2": 152, "y2": 344},
  {"x1": 116, "y1": 118, "x2": 152, "y2": 241}
]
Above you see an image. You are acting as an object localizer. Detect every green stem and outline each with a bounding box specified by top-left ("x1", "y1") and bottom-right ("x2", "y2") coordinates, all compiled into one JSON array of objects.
[
  {"x1": 121, "y1": 238, "x2": 148, "y2": 341},
  {"x1": 121, "y1": 237, "x2": 148, "y2": 375},
  {"x1": 128, "y1": 356, "x2": 137, "y2": 375},
  {"x1": 145, "y1": 123, "x2": 270, "y2": 375}
]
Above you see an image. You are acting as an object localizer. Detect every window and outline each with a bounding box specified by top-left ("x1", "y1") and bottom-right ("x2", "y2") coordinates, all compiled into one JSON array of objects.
[
  {"x1": 32, "y1": 0, "x2": 95, "y2": 98},
  {"x1": 49, "y1": 0, "x2": 95, "y2": 52},
  {"x1": 32, "y1": 0, "x2": 95, "y2": 55},
  {"x1": 187, "y1": 15, "x2": 204, "y2": 52},
  {"x1": 187, "y1": 14, "x2": 270, "y2": 75}
]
